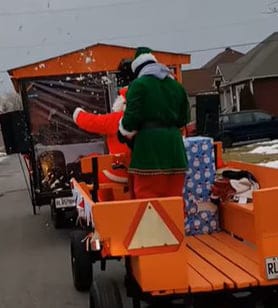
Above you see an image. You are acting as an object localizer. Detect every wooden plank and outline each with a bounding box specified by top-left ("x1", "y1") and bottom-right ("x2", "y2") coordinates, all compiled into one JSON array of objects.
[
  {"x1": 187, "y1": 265, "x2": 213, "y2": 293},
  {"x1": 196, "y1": 235, "x2": 263, "y2": 283},
  {"x1": 186, "y1": 237, "x2": 258, "y2": 288},
  {"x1": 220, "y1": 203, "x2": 256, "y2": 244},
  {"x1": 212, "y1": 232, "x2": 258, "y2": 263},
  {"x1": 187, "y1": 249, "x2": 234, "y2": 290}
]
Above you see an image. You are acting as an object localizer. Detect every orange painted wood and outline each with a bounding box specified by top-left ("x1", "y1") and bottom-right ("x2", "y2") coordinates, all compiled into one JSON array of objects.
[
  {"x1": 130, "y1": 239, "x2": 188, "y2": 292},
  {"x1": 186, "y1": 237, "x2": 258, "y2": 288},
  {"x1": 212, "y1": 232, "x2": 258, "y2": 263},
  {"x1": 187, "y1": 265, "x2": 213, "y2": 293},
  {"x1": 253, "y1": 187, "x2": 278, "y2": 278},
  {"x1": 187, "y1": 248, "x2": 234, "y2": 289},
  {"x1": 92, "y1": 197, "x2": 185, "y2": 256},
  {"x1": 80, "y1": 153, "x2": 128, "y2": 173},
  {"x1": 219, "y1": 202, "x2": 256, "y2": 244},
  {"x1": 8, "y1": 43, "x2": 190, "y2": 82},
  {"x1": 80, "y1": 153, "x2": 130, "y2": 201},
  {"x1": 197, "y1": 235, "x2": 263, "y2": 283}
]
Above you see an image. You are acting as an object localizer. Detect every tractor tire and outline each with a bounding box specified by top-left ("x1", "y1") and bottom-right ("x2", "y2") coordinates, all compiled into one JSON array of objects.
[
  {"x1": 70, "y1": 230, "x2": 92, "y2": 291},
  {"x1": 50, "y1": 203, "x2": 65, "y2": 229},
  {"x1": 89, "y1": 273, "x2": 123, "y2": 308}
]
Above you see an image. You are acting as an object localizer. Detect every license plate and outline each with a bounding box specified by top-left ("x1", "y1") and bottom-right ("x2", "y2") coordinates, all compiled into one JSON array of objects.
[
  {"x1": 55, "y1": 197, "x2": 76, "y2": 209},
  {"x1": 265, "y1": 257, "x2": 278, "y2": 280}
]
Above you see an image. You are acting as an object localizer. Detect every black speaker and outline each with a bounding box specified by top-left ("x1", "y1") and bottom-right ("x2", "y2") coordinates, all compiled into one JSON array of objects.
[
  {"x1": 196, "y1": 95, "x2": 220, "y2": 137},
  {"x1": 0, "y1": 110, "x2": 31, "y2": 154}
]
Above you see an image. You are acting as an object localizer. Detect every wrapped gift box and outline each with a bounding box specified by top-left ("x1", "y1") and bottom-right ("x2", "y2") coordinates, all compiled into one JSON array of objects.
[{"x1": 183, "y1": 136, "x2": 219, "y2": 235}]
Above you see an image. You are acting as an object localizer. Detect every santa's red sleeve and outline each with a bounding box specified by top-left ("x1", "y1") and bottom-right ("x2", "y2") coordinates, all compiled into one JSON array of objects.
[{"x1": 73, "y1": 108, "x2": 123, "y2": 135}]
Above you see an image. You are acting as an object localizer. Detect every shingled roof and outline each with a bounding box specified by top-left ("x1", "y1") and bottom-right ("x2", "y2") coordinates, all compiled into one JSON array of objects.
[
  {"x1": 202, "y1": 47, "x2": 244, "y2": 74},
  {"x1": 225, "y1": 32, "x2": 278, "y2": 84},
  {"x1": 182, "y1": 47, "x2": 244, "y2": 95}
]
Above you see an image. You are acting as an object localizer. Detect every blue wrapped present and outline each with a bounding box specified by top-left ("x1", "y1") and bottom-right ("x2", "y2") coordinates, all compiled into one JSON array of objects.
[{"x1": 183, "y1": 136, "x2": 219, "y2": 235}]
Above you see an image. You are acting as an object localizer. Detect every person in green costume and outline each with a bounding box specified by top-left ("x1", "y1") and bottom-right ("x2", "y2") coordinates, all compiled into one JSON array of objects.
[{"x1": 118, "y1": 47, "x2": 190, "y2": 199}]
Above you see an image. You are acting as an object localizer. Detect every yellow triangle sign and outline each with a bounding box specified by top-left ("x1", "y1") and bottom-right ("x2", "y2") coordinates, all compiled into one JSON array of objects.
[{"x1": 128, "y1": 202, "x2": 179, "y2": 250}]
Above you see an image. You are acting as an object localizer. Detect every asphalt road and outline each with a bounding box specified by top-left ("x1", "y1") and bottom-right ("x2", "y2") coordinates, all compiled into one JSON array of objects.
[{"x1": 0, "y1": 154, "x2": 133, "y2": 308}]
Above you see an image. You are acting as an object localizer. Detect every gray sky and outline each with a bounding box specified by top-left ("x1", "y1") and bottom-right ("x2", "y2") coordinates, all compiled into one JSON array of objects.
[{"x1": 0, "y1": 0, "x2": 277, "y2": 94}]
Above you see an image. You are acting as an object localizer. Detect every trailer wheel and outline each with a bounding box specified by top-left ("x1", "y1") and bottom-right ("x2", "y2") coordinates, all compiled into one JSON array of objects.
[
  {"x1": 70, "y1": 230, "x2": 92, "y2": 291},
  {"x1": 89, "y1": 274, "x2": 123, "y2": 308},
  {"x1": 51, "y1": 205, "x2": 65, "y2": 229}
]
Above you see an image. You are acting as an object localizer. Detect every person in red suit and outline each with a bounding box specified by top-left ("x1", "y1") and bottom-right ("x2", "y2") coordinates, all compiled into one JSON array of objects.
[{"x1": 72, "y1": 87, "x2": 132, "y2": 200}]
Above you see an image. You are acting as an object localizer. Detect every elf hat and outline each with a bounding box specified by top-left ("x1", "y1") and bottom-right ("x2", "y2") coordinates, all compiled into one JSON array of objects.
[{"x1": 131, "y1": 47, "x2": 157, "y2": 73}]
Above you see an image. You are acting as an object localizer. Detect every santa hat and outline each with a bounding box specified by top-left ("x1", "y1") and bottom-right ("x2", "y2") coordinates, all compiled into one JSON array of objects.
[
  {"x1": 131, "y1": 47, "x2": 157, "y2": 74},
  {"x1": 112, "y1": 86, "x2": 128, "y2": 112}
]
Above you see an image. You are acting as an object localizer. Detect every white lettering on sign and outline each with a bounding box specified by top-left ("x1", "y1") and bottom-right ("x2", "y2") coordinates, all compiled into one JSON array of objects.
[
  {"x1": 55, "y1": 197, "x2": 76, "y2": 209},
  {"x1": 265, "y1": 257, "x2": 278, "y2": 280}
]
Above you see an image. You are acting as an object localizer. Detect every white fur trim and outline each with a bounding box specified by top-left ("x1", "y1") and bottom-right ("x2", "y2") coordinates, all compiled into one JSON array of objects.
[
  {"x1": 112, "y1": 95, "x2": 126, "y2": 112},
  {"x1": 131, "y1": 53, "x2": 157, "y2": 73},
  {"x1": 73, "y1": 107, "x2": 85, "y2": 123},
  {"x1": 102, "y1": 170, "x2": 128, "y2": 183},
  {"x1": 119, "y1": 118, "x2": 137, "y2": 138}
]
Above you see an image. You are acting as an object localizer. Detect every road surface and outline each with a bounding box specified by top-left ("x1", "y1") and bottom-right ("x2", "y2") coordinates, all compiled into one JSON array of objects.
[{"x1": 0, "y1": 154, "x2": 133, "y2": 308}]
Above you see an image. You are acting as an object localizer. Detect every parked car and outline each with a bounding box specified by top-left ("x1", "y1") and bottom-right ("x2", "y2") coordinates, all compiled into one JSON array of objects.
[{"x1": 216, "y1": 110, "x2": 278, "y2": 148}]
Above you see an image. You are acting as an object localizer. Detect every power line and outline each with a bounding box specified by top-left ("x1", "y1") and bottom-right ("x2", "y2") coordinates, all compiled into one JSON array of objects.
[
  {"x1": 0, "y1": 38, "x2": 265, "y2": 53},
  {"x1": 184, "y1": 41, "x2": 260, "y2": 53},
  {"x1": 0, "y1": 41, "x2": 264, "y2": 73},
  {"x1": 0, "y1": 36, "x2": 277, "y2": 73}
]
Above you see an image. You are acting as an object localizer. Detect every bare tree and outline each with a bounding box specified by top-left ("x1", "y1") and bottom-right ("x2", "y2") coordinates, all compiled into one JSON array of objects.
[
  {"x1": 264, "y1": 0, "x2": 278, "y2": 14},
  {"x1": 0, "y1": 92, "x2": 22, "y2": 113}
]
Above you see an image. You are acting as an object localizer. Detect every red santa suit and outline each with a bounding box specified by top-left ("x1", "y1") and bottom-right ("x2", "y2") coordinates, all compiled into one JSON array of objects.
[{"x1": 73, "y1": 88, "x2": 131, "y2": 200}]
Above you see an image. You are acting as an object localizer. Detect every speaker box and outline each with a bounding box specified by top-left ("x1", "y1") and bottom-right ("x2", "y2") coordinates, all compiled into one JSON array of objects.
[
  {"x1": 196, "y1": 95, "x2": 220, "y2": 137},
  {"x1": 0, "y1": 110, "x2": 31, "y2": 154}
]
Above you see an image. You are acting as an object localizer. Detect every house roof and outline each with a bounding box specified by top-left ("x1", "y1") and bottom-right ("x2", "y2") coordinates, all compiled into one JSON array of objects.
[
  {"x1": 202, "y1": 47, "x2": 244, "y2": 74},
  {"x1": 228, "y1": 32, "x2": 278, "y2": 84},
  {"x1": 182, "y1": 68, "x2": 214, "y2": 95},
  {"x1": 182, "y1": 47, "x2": 244, "y2": 96},
  {"x1": 217, "y1": 62, "x2": 243, "y2": 82}
]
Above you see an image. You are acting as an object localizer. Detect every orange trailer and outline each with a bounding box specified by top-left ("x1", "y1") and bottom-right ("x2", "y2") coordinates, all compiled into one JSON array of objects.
[
  {"x1": 0, "y1": 43, "x2": 190, "y2": 228},
  {"x1": 69, "y1": 149, "x2": 278, "y2": 308}
]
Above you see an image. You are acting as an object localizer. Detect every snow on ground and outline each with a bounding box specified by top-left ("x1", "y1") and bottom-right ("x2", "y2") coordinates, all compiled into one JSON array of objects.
[
  {"x1": 248, "y1": 139, "x2": 278, "y2": 168},
  {"x1": 248, "y1": 142, "x2": 278, "y2": 154},
  {"x1": 259, "y1": 160, "x2": 278, "y2": 168}
]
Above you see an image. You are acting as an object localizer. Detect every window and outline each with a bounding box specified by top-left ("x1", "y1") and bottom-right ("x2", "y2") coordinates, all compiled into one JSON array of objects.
[
  {"x1": 230, "y1": 113, "x2": 253, "y2": 124},
  {"x1": 220, "y1": 115, "x2": 229, "y2": 124},
  {"x1": 254, "y1": 112, "x2": 272, "y2": 122}
]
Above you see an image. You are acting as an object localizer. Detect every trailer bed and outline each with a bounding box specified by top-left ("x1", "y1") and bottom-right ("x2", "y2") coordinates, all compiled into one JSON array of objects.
[{"x1": 186, "y1": 231, "x2": 275, "y2": 294}]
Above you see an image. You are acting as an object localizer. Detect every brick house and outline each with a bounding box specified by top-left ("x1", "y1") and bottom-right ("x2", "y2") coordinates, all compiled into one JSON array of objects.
[
  {"x1": 182, "y1": 48, "x2": 244, "y2": 120},
  {"x1": 215, "y1": 32, "x2": 278, "y2": 116}
]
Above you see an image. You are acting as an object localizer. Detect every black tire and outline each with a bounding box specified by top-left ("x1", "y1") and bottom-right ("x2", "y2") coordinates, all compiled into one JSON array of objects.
[
  {"x1": 70, "y1": 230, "x2": 92, "y2": 291},
  {"x1": 89, "y1": 273, "x2": 123, "y2": 308},
  {"x1": 51, "y1": 203, "x2": 65, "y2": 229}
]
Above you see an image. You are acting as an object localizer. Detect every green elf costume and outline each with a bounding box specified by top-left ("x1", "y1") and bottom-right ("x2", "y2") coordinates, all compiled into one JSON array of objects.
[{"x1": 118, "y1": 47, "x2": 190, "y2": 199}]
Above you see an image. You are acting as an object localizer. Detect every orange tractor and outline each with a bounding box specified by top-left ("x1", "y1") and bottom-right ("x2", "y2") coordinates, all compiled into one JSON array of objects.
[{"x1": 69, "y1": 146, "x2": 278, "y2": 308}]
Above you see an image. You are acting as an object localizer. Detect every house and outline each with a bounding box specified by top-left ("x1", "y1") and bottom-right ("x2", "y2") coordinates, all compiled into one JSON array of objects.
[
  {"x1": 215, "y1": 32, "x2": 278, "y2": 116},
  {"x1": 182, "y1": 48, "x2": 244, "y2": 121}
]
